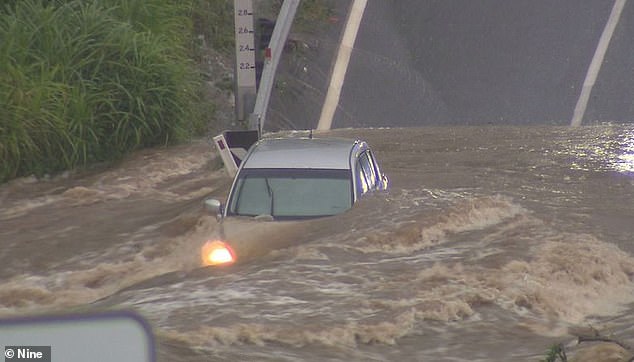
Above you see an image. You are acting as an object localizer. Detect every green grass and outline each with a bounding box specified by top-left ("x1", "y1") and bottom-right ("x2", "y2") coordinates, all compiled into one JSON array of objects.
[
  {"x1": 0, "y1": 0, "x2": 234, "y2": 182},
  {"x1": 270, "y1": 0, "x2": 337, "y2": 33},
  {"x1": 542, "y1": 343, "x2": 567, "y2": 362}
]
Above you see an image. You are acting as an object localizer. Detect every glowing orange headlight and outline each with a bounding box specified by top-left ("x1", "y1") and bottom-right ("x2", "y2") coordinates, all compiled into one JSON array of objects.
[{"x1": 201, "y1": 240, "x2": 236, "y2": 266}]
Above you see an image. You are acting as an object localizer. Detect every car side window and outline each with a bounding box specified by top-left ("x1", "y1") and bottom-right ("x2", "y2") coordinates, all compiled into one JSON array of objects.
[
  {"x1": 359, "y1": 152, "x2": 377, "y2": 190},
  {"x1": 367, "y1": 151, "x2": 382, "y2": 187},
  {"x1": 355, "y1": 160, "x2": 369, "y2": 195},
  {"x1": 231, "y1": 176, "x2": 272, "y2": 216}
]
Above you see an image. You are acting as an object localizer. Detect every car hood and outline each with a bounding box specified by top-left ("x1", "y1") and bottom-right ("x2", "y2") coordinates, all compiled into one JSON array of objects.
[{"x1": 211, "y1": 216, "x2": 329, "y2": 265}]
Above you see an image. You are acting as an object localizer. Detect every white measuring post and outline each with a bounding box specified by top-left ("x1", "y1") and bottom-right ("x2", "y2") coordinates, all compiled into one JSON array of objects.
[{"x1": 234, "y1": 0, "x2": 257, "y2": 122}]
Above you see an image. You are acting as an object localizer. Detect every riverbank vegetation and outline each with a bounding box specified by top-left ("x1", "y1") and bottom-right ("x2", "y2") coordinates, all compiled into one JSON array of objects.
[
  {"x1": 541, "y1": 329, "x2": 634, "y2": 362},
  {"x1": 0, "y1": 0, "x2": 233, "y2": 183},
  {"x1": 0, "y1": 0, "x2": 336, "y2": 183}
]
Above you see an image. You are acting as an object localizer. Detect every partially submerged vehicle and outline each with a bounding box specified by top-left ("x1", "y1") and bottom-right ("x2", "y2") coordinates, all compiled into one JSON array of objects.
[{"x1": 202, "y1": 135, "x2": 388, "y2": 266}]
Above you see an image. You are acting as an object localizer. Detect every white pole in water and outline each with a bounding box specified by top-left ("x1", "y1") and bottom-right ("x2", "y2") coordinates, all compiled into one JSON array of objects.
[
  {"x1": 248, "y1": 0, "x2": 300, "y2": 135},
  {"x1": 316, "y1": 0, "x2": 368, "y2": 131},
  {"x1": 570, "y1": 0, "x2": 627, "y2": 127}
]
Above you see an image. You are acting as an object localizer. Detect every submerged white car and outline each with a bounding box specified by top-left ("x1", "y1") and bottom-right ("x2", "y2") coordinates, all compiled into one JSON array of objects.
[{"x1": 202, "y1": 136, "x2": 388, "y2": 266}]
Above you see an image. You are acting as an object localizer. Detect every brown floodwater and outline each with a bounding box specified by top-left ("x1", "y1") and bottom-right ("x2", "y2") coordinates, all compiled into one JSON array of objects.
[{"x1": 1, "y1": 125, "x2": 633, "y2": 361}]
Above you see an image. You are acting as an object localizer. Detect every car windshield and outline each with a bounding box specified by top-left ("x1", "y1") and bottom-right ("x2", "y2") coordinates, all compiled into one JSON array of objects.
[{"x1": 227, "y1": 168, "x2": 352, "y2": 219}]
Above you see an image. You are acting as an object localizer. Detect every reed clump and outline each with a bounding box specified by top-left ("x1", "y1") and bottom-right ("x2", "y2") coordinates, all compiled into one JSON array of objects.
[{"x1": 1, "y1": 0, "x2": 230, "y2": 182}]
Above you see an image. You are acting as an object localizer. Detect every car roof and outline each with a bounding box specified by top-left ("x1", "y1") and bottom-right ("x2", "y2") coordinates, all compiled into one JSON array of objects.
[{"x1": 242, "y1": 137, "x2": 362, "y2": 170}]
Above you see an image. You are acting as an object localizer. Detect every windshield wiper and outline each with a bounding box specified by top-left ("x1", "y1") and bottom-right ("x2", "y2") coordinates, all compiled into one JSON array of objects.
[{"x1": 264, "y1": 177, "x2": 274, "y2": 216}]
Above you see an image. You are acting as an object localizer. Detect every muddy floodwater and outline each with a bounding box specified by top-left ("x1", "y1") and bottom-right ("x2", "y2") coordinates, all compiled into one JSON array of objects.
[{"x1": 1, "y1": 125, "x2": 633, "y2": 361}]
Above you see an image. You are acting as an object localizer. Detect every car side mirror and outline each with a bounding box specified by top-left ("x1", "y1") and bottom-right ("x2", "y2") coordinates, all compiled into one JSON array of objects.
[
  {"x1": 380, "y1": 174, "x2": 389, "y2": 190},
  {"x1": 204, "y1": 198, "x2": 223, "y2": 217}
]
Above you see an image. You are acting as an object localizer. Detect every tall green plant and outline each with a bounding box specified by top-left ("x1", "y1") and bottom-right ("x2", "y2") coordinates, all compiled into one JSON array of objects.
[{"x1": 0, "y1": 0, "x2": 202, "y2": 182}]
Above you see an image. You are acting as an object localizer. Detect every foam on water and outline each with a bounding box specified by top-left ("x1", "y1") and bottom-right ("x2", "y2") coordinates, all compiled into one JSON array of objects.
[
  {"x1": 0, "y1": 214, "x2": 221, "y2": 316},
  {"x1": 0, "y1": 140, "x2": 219, "y2": 220},
  {"x1": 88, "y1": 192, "x2": 634, "y2": 353},
  {"x1": 156, "y1": 308, "x2": 417, "y2": 349},
  {"x1": 354, "y1": 194, "x2": 527, "y2": 253}
]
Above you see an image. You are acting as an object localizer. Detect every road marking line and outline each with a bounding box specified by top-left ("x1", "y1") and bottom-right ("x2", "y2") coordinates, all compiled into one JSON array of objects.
[
  {"x1": 571, "y1": 0, "x2": 627, "y2": 127},
  {"x1": 317, "y1": 0, "x2": 368, "y2": 130}
]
